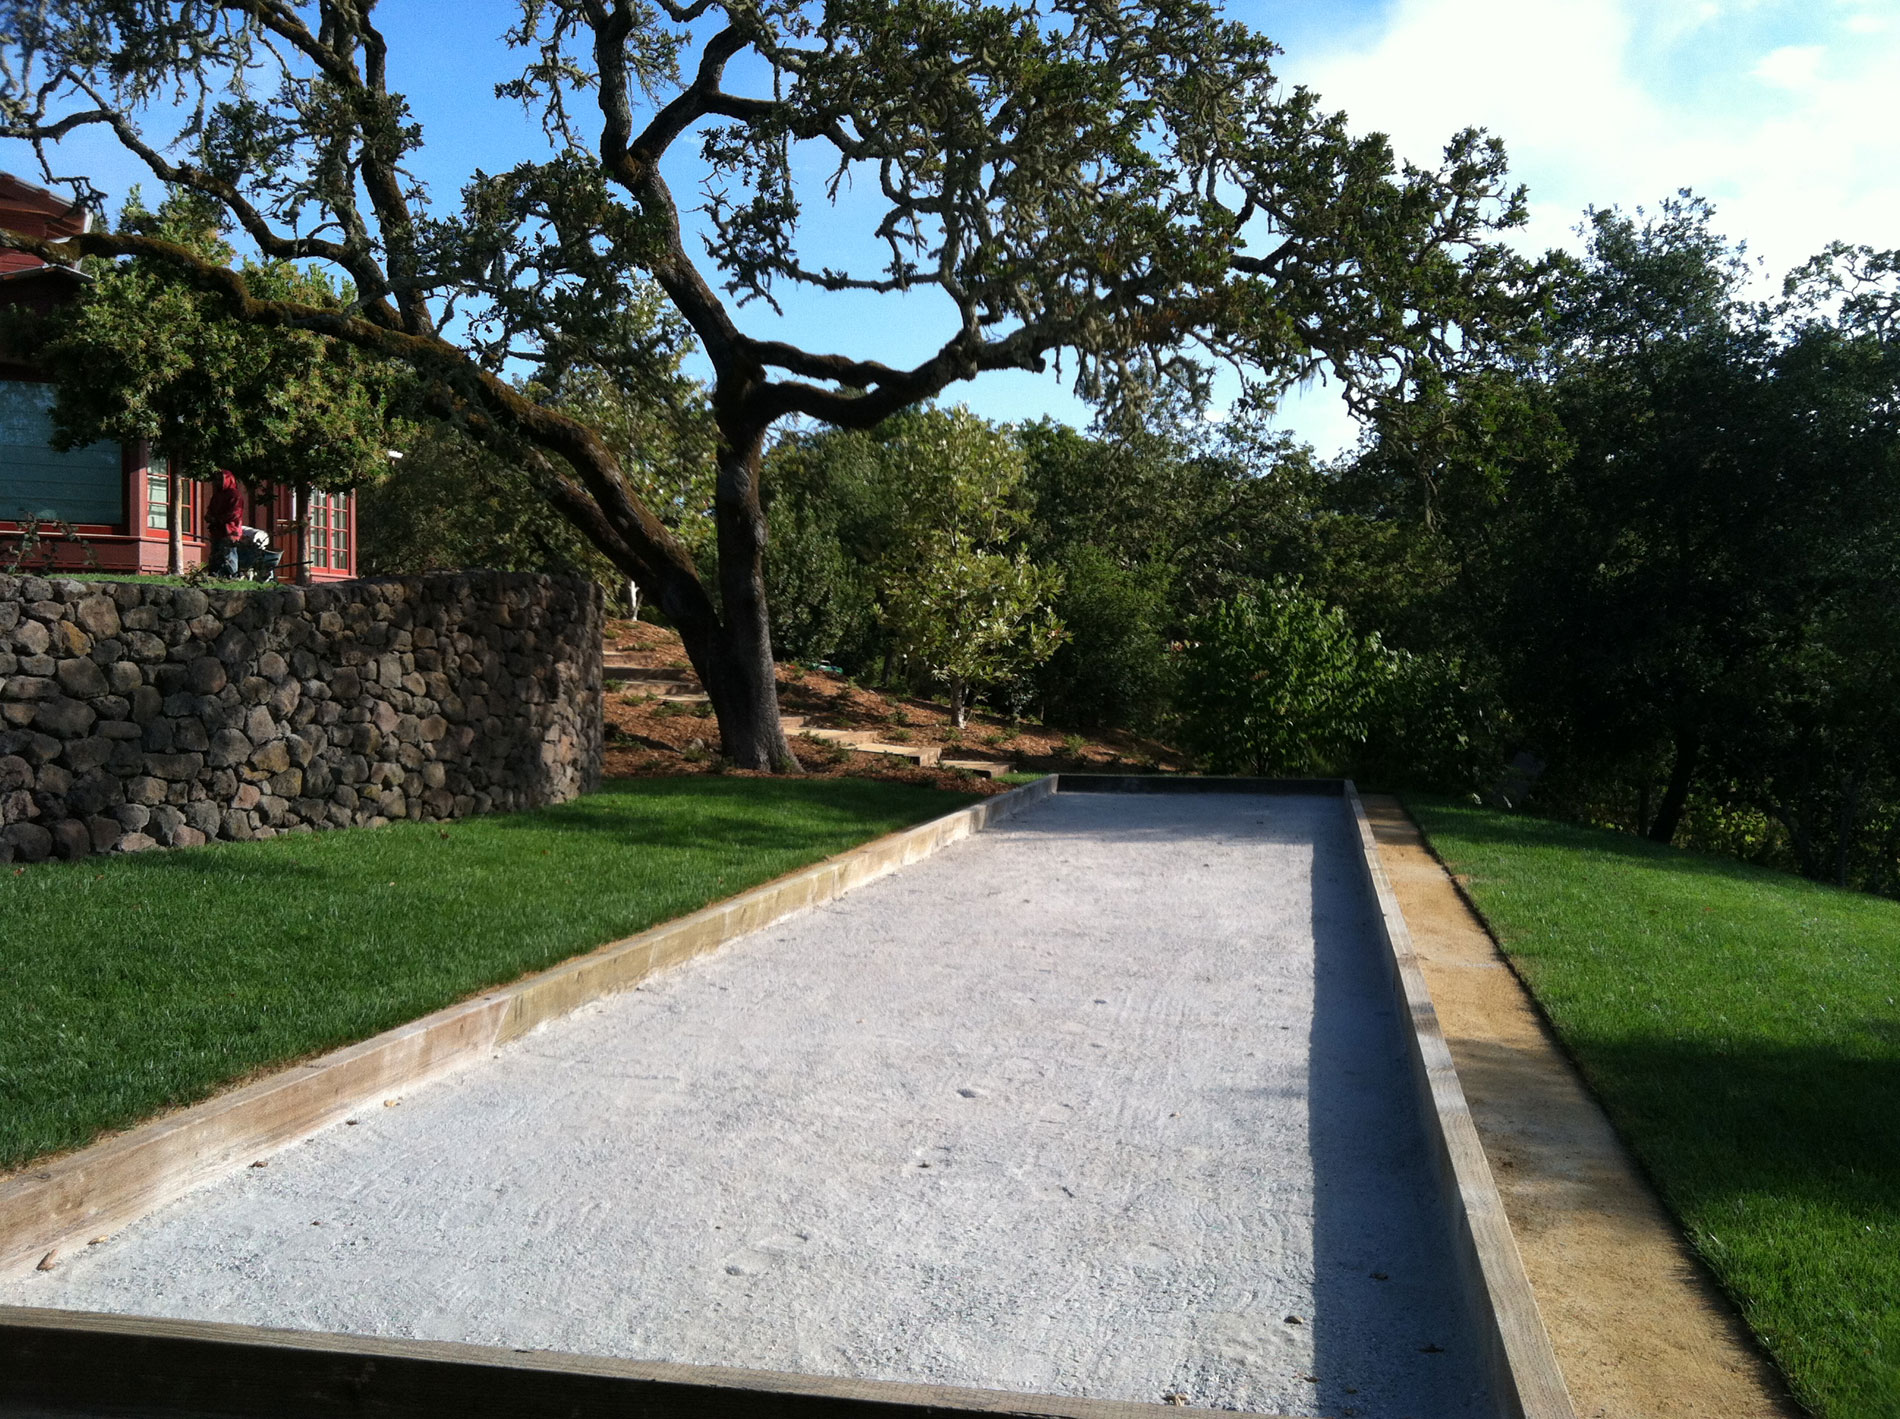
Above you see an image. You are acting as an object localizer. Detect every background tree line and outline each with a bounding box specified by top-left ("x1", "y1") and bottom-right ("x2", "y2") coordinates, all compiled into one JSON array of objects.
[{"x1": 21, "y1": 180, "x2": 1900, "y2": 900}]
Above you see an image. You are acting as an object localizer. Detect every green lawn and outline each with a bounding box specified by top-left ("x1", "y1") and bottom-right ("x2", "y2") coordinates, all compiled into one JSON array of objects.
[
  {"x1": 1407, "y1": 798, "x2": 1900, "y2": 1418},
  {"x1": 0, "y1": 777, "x2": 971, "y2": 1174}
]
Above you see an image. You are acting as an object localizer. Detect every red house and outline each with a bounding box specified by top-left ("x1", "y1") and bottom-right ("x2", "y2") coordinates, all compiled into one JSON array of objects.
[{"x1": 0, "y1": 173, "x2": 358, "y2": 581}]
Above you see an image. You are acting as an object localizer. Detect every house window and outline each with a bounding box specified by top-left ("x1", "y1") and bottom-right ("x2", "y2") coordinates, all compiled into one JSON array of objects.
[
  {"x1": 145, "y1": 466, "x2": 201, "y2": 534},
  {"x1": 308, "y1": 489, "x2": 351, "y2": 571},
  {"x1": 146, "y1": 469, "x2": 167, "y2": 529},
  {"x1": 0, "y1": 381, "x2": 122, "y2": 525}
]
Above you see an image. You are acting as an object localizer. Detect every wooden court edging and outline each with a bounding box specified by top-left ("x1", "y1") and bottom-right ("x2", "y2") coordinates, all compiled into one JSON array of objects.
[
  {"x1": 0, "y1": 772, "x2": 1568, "y2": 1419},
  {"x1": 1053, "y1": 773, "x2": 1345, "y2": 796},
  {"x1": 1343, "y1": 784, "x2": 1578, "y2": 1419},
  {"x1": 0, "y1": 1305, "x2": 1255, "y2": 1419},
  {"x1": 0, "y1": 775, "x2": 1057, "y2": 1281}
]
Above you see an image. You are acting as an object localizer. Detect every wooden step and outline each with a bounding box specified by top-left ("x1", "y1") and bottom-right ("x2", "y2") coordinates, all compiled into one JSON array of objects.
[
  {"x1": 856, "y1": 743, "x2": 941, "y2": 767},
  {"x1": 941, "y1": 758, "x2": 1016, "y2": 779},
  {"x1": 797, "y1": 727, "x2": 881, "y2": 747},
  {"x1": 607, "y1": 670, "x2": 704, "y2": 697},
  {"x1": 604, "y1": 661, "x2": 700, "y2": 684},
  {"x1": 792, "y1": 727, "x2": 943, "y2": 768}
]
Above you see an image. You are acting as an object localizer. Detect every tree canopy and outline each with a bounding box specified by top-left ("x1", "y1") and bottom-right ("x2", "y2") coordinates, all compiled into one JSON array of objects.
[
  {"x1": 0, "y1": 0, "x2": 1540, "y2": 767},
  {"x1": 9, "y1": 188, "x2": 399, "y2": 491}
]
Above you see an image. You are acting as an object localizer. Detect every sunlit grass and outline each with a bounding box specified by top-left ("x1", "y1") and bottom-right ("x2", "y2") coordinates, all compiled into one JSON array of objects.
[
  {"x1": 1409, "y1": 798, "x2": 1900, "y2": 1417},
  {"x1": 0, "y1": 777, "x2": 970, "y2": 1173}
]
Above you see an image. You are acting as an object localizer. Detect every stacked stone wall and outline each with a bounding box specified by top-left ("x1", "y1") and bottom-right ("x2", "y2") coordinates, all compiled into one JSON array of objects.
[{"x1": 0, "y1": 571, "x2": 602, "y2": 862}]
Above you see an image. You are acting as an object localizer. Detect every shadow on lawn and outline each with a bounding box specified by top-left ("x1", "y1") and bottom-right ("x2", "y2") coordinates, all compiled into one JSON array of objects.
[
  {"x1": 476, "y1": 775, "x2": 967, "y2": 845},
  {"x1": 1562, "y1": 1031, "x2": 1900, "y2": 1227},
  {"x1": 1407, "y1": 797, "x2": 1872, "y2": 897},
  {"x1": 4, "y1": 777, "x2": 965, "y2": 888}
]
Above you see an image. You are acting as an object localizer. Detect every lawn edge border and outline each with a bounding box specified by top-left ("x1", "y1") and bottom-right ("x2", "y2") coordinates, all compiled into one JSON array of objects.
[
  {"x1": 0, "y1": 775, "x2": 1056, "y2": 1280},
  {"x1": 1343, "y1": 783, "x2": 1578, "y2": 1419}
]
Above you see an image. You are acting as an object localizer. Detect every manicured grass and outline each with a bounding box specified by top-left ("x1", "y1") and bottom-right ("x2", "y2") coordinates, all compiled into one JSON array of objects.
[
  {"x1": 0, "y1": 777, "x2": 971, "y2": 1174},
  {"x1": 1408, "y1": 798, "x2": 1900, "y2": 1418}
]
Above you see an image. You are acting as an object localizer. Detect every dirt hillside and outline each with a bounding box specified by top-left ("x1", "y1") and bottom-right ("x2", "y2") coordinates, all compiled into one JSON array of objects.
[{"x1": 599, "y1": 618, "x2": 1184, "y2": 794}]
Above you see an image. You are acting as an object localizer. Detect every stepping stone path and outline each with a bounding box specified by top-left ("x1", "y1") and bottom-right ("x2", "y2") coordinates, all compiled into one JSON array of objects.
[{"x1": 603, "y1": 653, "x2": 1015, "y2": 778}]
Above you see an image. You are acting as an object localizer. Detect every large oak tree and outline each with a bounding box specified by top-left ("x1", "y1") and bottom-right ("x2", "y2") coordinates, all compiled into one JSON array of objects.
[{"x1": 0, "y1": 0, "x2": 1536, "y2": 768}]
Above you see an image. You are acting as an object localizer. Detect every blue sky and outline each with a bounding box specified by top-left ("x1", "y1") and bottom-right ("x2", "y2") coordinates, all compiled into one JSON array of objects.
[{"x1": 8, "y1": 1, "x2": 1897, "y2": 455}]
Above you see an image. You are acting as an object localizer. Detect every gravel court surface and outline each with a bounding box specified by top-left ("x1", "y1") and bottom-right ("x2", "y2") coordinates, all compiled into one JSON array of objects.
[{"x1": 7, "y1": 792, "x2": 1490, "y2": 1417}]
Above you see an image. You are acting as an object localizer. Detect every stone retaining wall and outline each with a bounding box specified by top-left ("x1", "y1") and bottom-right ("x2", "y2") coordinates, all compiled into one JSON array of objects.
[{"x1": 0, "y1": 572, "x2": 602, "y2": 863}]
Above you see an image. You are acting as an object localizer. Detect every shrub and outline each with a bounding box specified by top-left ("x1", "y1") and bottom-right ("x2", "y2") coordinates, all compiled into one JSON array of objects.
[
  {"x1": 1034, "y1": 547, "x2": 1176, "y2": 731},
  {"x1": 1177, "y1": 584, "x2": 1392, "y2": 776}
]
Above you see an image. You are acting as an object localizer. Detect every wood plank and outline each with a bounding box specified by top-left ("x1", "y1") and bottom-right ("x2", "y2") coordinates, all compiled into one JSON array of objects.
[
  {"x1": 1054, "y1": 774, "x2": 1346, "y2": 796},
  {"x1": 1342, "y1": 785, "x2": 1578, "y2": 1419},
  {"x1": 0, "y1": 1306, "x2": 1252, "y2": 1419}
]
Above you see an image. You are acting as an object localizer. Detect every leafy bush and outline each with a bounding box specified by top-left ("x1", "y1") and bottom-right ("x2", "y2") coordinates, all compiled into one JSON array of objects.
[
  {"x1": 359, "y1": 425, "x2": 620, "y2": 587},
  {"x1": 764, "y1": 503, "x2": 882, "y2": 668},
  {"x1": 1177, "y1": 584, "x2": 1392, "y2": 776},
  {"x1": 1034, "y1": 546, "x2": 1176, "y2": 731},
  {"x1": 1351, "y1": 651, "x2": 1504, "y2": 793}
]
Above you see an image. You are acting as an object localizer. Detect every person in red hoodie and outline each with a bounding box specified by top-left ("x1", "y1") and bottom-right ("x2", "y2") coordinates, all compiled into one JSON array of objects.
[{"x1": 206, "y1": 468, "x2": 243, "y2": 577}]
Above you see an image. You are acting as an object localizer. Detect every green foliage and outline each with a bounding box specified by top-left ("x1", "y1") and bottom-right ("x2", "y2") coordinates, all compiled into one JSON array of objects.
[
  {"x1": 1177, "y1": 584, "x2": 1393, "y2": 776},
  {"x1": 763, "y1": 424, "x2": 900, "y2": 669},
  {"x1": 870, "y1": 407, "x2": 1064, "y2": 723},
  {"x1": 13, "y1": 189, "x2": 400, "y2": 490},
  {"x1": 362, "y1": 361, "x2": 715, "y2": 591},
  {"x1": 1019, "y1": 407, "x2": 1327, "y2": 610},
  {"x1": 549, "y1": 364, "x2": 719, "y2": 567},
  {"x1": 765, "y1": 405, "x2": 1068, "y2": 719},
  {"x1": 357, "y1": 425, "x2": 615, "y2": 584},
  {"x1": 1473, "y1": 196, "x2": 1900, "y2": 861},
  {"x1": 1034, "y1": 546, "x2": 1176, "y2": 733},
  {"x1": 1353, "y1": 651, "x2": 1501, "y2": 793}
]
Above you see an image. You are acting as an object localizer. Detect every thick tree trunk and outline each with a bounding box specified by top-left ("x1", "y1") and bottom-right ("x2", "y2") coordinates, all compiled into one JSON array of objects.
[
  {"x1": 294, "y1": 483, "x2": 313, "y2": 586},
  {"x1": 699, "y1": 420, "x2": 799, "y2": 772},
  {"x1": 949, "y1": 677, "x2": 968, "y2": 728},
  {"x1": 166, "y1": 470, "x2": 183, "y2": 576},
  {"x1": 1647, "y1": 733, "x2": 1700, "y2": 845},
  {"x1": 1834, "y1": 766, "x2": 1865, "y2": 889},
  {"x1": 420, "y1": 365, "x2": 803, "y2": 772}
]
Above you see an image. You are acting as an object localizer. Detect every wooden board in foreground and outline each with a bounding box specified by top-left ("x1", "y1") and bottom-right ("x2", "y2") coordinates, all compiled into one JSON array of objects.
[
  {"x1": 1344, "y1": 785, "x2": 1577, "y2": 1419},
  {"x1": 0, "y1": 1306, "x2": 1252, "y2": 1419}
]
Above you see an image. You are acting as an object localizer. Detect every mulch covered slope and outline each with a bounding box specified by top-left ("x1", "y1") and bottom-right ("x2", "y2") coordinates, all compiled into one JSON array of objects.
[{"x1": 598, "y1": 618, "x2": 1183, "y2": 793}]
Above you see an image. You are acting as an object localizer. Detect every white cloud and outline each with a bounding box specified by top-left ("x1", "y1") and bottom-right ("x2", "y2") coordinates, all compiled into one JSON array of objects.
[
  {"x1": 1753, "y1": 44, "x2": 1826, "y2": 89},
  {"x1": 1228, "y1": 0, "x2": 1900, "y2": 454},
  {"x1": 1276, "y1": 0, "x2": 1900, "y2": 273}
]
